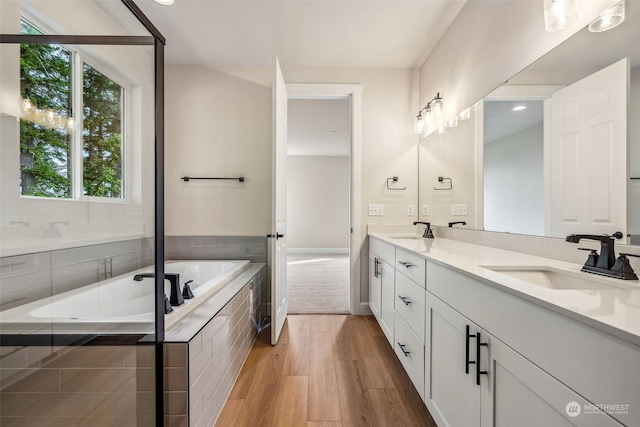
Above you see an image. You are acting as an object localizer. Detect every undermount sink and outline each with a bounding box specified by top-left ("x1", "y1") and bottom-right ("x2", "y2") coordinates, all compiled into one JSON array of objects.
[
  {"x1": 480, "y1": 265, "x2": 637, "y2": 291},
  {"x1": 389, "y1": 235, "x2": 424, "y2": 240}
]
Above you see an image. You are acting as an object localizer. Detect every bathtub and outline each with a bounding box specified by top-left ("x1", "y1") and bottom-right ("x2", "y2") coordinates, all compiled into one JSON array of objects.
[{"x1": 0, "y1": 260, "x2": 251, "y2": 334}]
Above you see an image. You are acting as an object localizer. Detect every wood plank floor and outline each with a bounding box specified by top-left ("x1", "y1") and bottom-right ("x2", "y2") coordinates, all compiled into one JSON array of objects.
[{"x1": 216, "y1": 315, "x2": 437, "y2": 427}]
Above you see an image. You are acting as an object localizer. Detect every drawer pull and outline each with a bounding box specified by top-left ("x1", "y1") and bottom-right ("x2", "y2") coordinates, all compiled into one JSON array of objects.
[
  {"x1": 475, "y1": 332, "x2": 488, "y2": 385},
  {"x1": 398, "y1": 261, "x2": 413, "y2": 268},
  {"x1": 398, "y1": 342, "x2": 410, "y2": 357},
  {"x1": 398, "y1": 295, "x2": 411, "y2": 305},
  {"x1": 465, "y1": 325, "x2": 476, "y2": 374},
  {"x1": 374, "y1": 258, "x2": 380, "y2": 278}
]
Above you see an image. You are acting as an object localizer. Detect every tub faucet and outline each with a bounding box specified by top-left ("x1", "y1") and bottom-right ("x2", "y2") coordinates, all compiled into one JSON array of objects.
[
  {"x1": 413, "y1": 221, "x2": 434, "y2": 238},
  {"x1": 134, "y1": 273, "x2": 185, "y2": 307}
]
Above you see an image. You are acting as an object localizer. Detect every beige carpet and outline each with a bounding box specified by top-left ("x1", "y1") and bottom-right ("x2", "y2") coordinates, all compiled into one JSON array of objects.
[{"x1": 287, "y1": 253, "x2": 350, "y2": 314}]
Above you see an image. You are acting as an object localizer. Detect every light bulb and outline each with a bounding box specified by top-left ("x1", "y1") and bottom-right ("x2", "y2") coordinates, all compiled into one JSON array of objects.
[
  {"x1": 438, "y1": 126, "x2": 446, "y2": 134},
  {"x1": 457, "y1": 108, "x2": 471, "y2": 120},
  {"x1": 22, "y1": 98, "x2": 33, "y2": 112},
  {"x1": 544, "y1": 0, "x2": 578, "y2": 32},
  {"x1": 154, "y1": 0, "x2": 174, "y2": 4},
  {"x1": 414, "y1": 113, "x2": 425, "y2": 134},
  {"x1": 445, "y1": 117, "x2": 458, "y2": 128}
]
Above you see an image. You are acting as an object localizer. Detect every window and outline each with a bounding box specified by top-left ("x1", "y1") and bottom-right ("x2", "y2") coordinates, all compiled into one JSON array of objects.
[{"x1": 19, "y1": 20, "x2": 125, "y2": 199}]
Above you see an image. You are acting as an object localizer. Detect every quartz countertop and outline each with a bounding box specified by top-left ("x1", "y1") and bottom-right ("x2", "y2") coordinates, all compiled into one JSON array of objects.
[{"x1": 369, "y1": 233, "x2": 640, "y2": 346}]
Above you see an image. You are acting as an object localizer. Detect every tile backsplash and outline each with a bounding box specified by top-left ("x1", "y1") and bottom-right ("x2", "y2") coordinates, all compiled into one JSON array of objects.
[
  {"x1": 0, "y1": 238, "x2": 154, "y2": 311},
  {"x1": 165, "y1": 236, "x2": 267, "y2": 263}
]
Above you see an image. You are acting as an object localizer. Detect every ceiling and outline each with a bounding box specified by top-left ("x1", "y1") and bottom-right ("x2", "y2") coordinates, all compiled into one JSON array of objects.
[
  {"x1": 133, "y1": 0, "x2": 466, "y2": 68},
  {"x1": 483, "y1": 100, "x2": 544, "y2": 145},
  {"x1": 287, "y1": 99, "x2": 350, "y2": 156}
]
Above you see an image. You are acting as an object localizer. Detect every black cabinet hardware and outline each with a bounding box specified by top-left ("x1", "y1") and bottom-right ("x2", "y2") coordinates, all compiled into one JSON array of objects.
[
  {"x1": 398, "y1": 342, "x2": 410, "y2": 357},
  {"x1": 465, "y1": 325, "x2": 476, "y2": 374},
  {"x1": 476, "y1": 332, "x2": 488, "y2": 385},
  {"x1": 399, "y1": 261, "x2": 413, "y2": 268},
  {"x1": 181, "y1": 176, "x2": 244, "y2": 182},
  {"x1": 398, "y1": 295, "x2": 411, "y2": 305},
  {"x1": 276, "y1": 233, "x2": 284, "y2": 239},
  {"x1": 374, "y1": 258, "x2": 380, "y2": 278}
]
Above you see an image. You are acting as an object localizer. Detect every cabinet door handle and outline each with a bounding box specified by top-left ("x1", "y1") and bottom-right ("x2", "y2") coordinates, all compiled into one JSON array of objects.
[
  {"x1": 374, "y1": 258, "x2": 380, "y2": 278},
  {"x1": 465, "y1": 325, "x2": 476, "y2": 374},
  {"x1": 398, "y1": 342, "x2": 410, "y2": 357},
  {"x1": 398, "y1": 261, "x2": 413, "y2": 268},
  {"x1": 398, "y1": 295, "x2": 411, "y2": 305},
  {"x1": 475, "y1": 332, "x2": 488, "y2": 385}
]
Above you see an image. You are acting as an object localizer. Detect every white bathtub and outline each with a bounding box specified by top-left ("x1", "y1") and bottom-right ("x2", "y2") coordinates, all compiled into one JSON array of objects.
[{"x1": 0, "y1": 260, "x2": 251, "y2": 333}]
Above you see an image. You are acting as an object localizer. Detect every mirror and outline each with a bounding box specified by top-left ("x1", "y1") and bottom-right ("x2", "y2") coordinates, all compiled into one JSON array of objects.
[{"x1": 418, "y1": 1, "x2": 640, "y2": 244}]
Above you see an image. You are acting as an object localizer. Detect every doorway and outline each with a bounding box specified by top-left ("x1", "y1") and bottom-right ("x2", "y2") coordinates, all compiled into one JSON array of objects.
[{"x1": 286, "y1": 98, "x2": 351, "y2": 313}]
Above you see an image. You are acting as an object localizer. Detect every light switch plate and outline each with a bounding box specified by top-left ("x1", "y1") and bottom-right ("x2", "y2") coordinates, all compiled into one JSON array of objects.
[
  {"x1": 451, "y1": 204, "x2": 468, "y2": 216},
  {"x1": 407, "y1": 204, "x2": 415, "y2": 216},
  {"x1": 368, "y1": 204, "x2": 384, "y2": 216},
  {"x1": 421, "y1": 204, "x2": 430, "y2": 216}
]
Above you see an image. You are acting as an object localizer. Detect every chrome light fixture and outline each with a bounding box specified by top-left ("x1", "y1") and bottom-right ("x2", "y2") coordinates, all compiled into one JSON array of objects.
[
  {"x1": 413, "y1": 93, "x2": 444, "y2": 134},
  {"x1": 154, "y1": 0, "x2": 175, "y2": 5},
  {"x1": 543, "y1": 0, "x2": 578, "y2": 32},
  {"x1": 589, "y1": 1, "x2": 625, "y2": 32}
]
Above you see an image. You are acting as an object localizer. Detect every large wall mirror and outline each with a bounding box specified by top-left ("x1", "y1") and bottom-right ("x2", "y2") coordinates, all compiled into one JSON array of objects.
[{"x1": 419, "y1": 1, "x2": 640, "y2": 245}]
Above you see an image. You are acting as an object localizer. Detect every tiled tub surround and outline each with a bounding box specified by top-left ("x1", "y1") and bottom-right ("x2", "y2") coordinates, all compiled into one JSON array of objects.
[
  {"x1": 0, "y1": 237, "x2": 154, "y2": 311},
  {"x1": 164, "y1": 264, "x2": 267, "y2": 427},
  {"x1": 166, "y1": 236, "x2": 267, "y2": 263},
  {"x1": 0, "y1": 341, "x2": 156, "y2": 427}
]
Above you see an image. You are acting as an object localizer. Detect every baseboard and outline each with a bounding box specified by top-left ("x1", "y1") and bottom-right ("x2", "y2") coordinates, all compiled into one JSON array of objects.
[
  {"x1": 287, "y1": 248, "x2": 349, "y2": 254},
  {"x1": 358, "y1": 302, "x2": 373, "y2": 316}
]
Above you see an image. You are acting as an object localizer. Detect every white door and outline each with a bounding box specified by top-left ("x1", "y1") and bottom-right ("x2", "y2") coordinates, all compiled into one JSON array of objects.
[
  {"x1": 550, "y1": 58, "x2": 629, "y2": 238},
  {"x1": 271, "y1": 57, "x2": 288, "y2": 345}
]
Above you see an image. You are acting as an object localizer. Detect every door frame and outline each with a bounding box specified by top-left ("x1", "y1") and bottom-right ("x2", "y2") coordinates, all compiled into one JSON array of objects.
[{"x1": 286, "y1": 83, "x2": 363, "y2": 315}]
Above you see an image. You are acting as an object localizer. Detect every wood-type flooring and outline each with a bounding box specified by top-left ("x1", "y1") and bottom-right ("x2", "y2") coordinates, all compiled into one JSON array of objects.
[{"x1": 216, "y1": 314, "x2": 437, "y2": 427}]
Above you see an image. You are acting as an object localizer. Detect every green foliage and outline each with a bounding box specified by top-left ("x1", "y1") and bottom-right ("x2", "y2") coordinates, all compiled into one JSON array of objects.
[{"x1": 19, "y1": 20, "x2": 124, "y2": 199}]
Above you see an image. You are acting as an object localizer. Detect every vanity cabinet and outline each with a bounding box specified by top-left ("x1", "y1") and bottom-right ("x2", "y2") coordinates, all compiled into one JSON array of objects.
[
  {"x1": 426, "y1": 260, "x2": 634, "y2": 427},
  {"x1": 369, "y1": 237, "x2": 395, "y2": 344}
]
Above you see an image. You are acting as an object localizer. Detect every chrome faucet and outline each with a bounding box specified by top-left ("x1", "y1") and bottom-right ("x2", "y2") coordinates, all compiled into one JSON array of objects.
[
  {"x1": 41, "y1": 221, "x2": 69, "y2": 238},
  {"x1": 413, "y1": 221, "x2": 434, "y2": 238}
]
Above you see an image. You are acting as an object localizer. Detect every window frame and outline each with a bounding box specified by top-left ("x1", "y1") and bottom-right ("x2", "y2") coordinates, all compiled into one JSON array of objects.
[{"x1": 19, "y1": 16, "x2": 130, "y2": 203}]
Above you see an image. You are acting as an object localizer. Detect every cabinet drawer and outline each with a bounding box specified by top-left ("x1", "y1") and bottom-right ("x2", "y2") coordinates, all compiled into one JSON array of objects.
[
  {"x1": 370, "y1": 237, "x2": 395, "y2": 265},
  {"x1": 395, "y1": 273, "x2": 426, "y2": 340},
  {"x1": 396, "y1": 248, "x2": 426, "y2": 287},
  {"x1": 394, "y1": 313, "x2": 425, "y2": 399}
]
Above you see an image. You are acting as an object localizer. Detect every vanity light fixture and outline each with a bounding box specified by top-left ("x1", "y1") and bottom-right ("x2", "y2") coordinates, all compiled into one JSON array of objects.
[
  {"x1": 154, "y1": 0, "x2": 175, "y2": 5},
  {"x1": 543, "y1": 0, "x2": 578, "y2": 32},
  {"x1": 512, "y1": 105, "x2": 527, "y2": 111},
  {"x1": 445, "y1": 117, "x2": 458, "y2": 128},
  {"x1": 413, "y1": 93, "x2": 444, "y2": 134},
  {"x1": 589, "y1": 1, "x2": 625, "y2": 32},
  {"x1": 438, "y1": 126, "x2": 447, "y2": 134},
  {"x1": 457, "y1": 107, "x2": 471, "y2": 120}
]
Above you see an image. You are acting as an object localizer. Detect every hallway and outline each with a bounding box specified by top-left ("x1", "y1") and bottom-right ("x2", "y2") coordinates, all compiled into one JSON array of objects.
[{"x1": 216, "y1": 314, "x2": 436, "y2": 426}]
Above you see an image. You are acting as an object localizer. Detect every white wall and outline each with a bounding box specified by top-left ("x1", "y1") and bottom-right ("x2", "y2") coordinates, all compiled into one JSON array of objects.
[
  {"x1": 165, "y1": 65, "x2": 419, "y2": 307},
  {"x1": 484, "y1": 123, "x2": 544, "y2": 236},
  {"x1": 418, "y1": 111, "x2": 477, "y2": 228},
  {"x1": 418, "y1": 0, "x2": 617, "y2": 132},
  {"x1": 164, "y1": 66, "x2": 272, "y2": 236},
  {"x1": 287, "y1": 156, "x2": 349, "y2": 250}
]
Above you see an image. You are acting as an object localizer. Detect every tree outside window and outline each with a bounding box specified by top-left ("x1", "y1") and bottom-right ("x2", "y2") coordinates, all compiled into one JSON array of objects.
[{"x1": 19, "y1": 20, "x2": 124, "y2": 199}]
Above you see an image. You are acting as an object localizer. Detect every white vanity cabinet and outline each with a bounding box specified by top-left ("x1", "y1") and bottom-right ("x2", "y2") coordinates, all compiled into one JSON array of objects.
[
  {"x1": 426, "y1": 260, "x2": 633, "y2": 427},
  {"x1": 369, "y1": 237, "x2": 395, "y2": 344}
]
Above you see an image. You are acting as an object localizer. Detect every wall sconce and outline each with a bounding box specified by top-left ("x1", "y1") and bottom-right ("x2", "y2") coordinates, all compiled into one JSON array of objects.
[
  {"x1": 543, "y1": 0, "x2": 578, "y2": 32},
  {"x1": 414, "y1": 93, "x2": 444, "y2": 134},
  {"x1": 589, "y1": 1, "x2": 625, "y2": 32}
]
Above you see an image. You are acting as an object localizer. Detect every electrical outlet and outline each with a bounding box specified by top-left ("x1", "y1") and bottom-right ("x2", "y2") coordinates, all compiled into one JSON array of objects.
[
  {"x1": 451, "y1": 204, "x2": 468, "y2": 216},
  {"x1": 126, "y1": 205, "x2": 144, "y2": 216},
  {"x1": 368, "y1": 204, "x2": 384, "y2": 216},
  {"x1": 407, "y1": 204, "x2": 415, "y2": 216},
  {"x1": 421, "y1": 204, "x2": 430, "y2": 216}
]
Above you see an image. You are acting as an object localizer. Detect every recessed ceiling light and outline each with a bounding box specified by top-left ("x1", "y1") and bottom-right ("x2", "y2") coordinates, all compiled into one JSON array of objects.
[
  {"x1": 155, "y1": 0, "x2": 174, "y2": 5},
  {"x1": 512, "y1": 105, "x2": 527, "y2": 111}
]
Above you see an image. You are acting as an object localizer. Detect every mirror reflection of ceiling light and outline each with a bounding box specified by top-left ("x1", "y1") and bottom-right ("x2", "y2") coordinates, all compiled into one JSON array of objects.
[
  {"x1": 512, "y1": 105, "x2": 527, "y2": 111},
  {"x1": 589, "y1": 1, "x2": 625, "y2": 32},
  {"x1": 543, "y1": 0, "x2": 578, "y2": 32},
  {"x1": 154, "y1": 0, "x2": 175, "y2": 5}
]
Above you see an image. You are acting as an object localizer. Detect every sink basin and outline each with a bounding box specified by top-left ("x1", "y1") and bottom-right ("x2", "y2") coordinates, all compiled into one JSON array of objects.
[
  {"x1": 481, "y1": 265, "x2": 637, "y2": 291},
  {"x1": 389, "y1": 235, "x2": 424, "y2": 240}
]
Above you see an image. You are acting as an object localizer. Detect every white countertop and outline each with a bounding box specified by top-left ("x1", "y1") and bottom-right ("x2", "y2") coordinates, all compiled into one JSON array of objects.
[{"x1": 369, "y1": 233, "x2": 640, "y2": 346}]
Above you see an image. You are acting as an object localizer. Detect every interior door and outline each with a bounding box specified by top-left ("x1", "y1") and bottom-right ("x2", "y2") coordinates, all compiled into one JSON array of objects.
[
  {"x1": 549, "y1": 58, "x2": 629, "y2": 238},
  {"x1": 271, "y1": 57, "x2": 288, "y2": 345}
]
